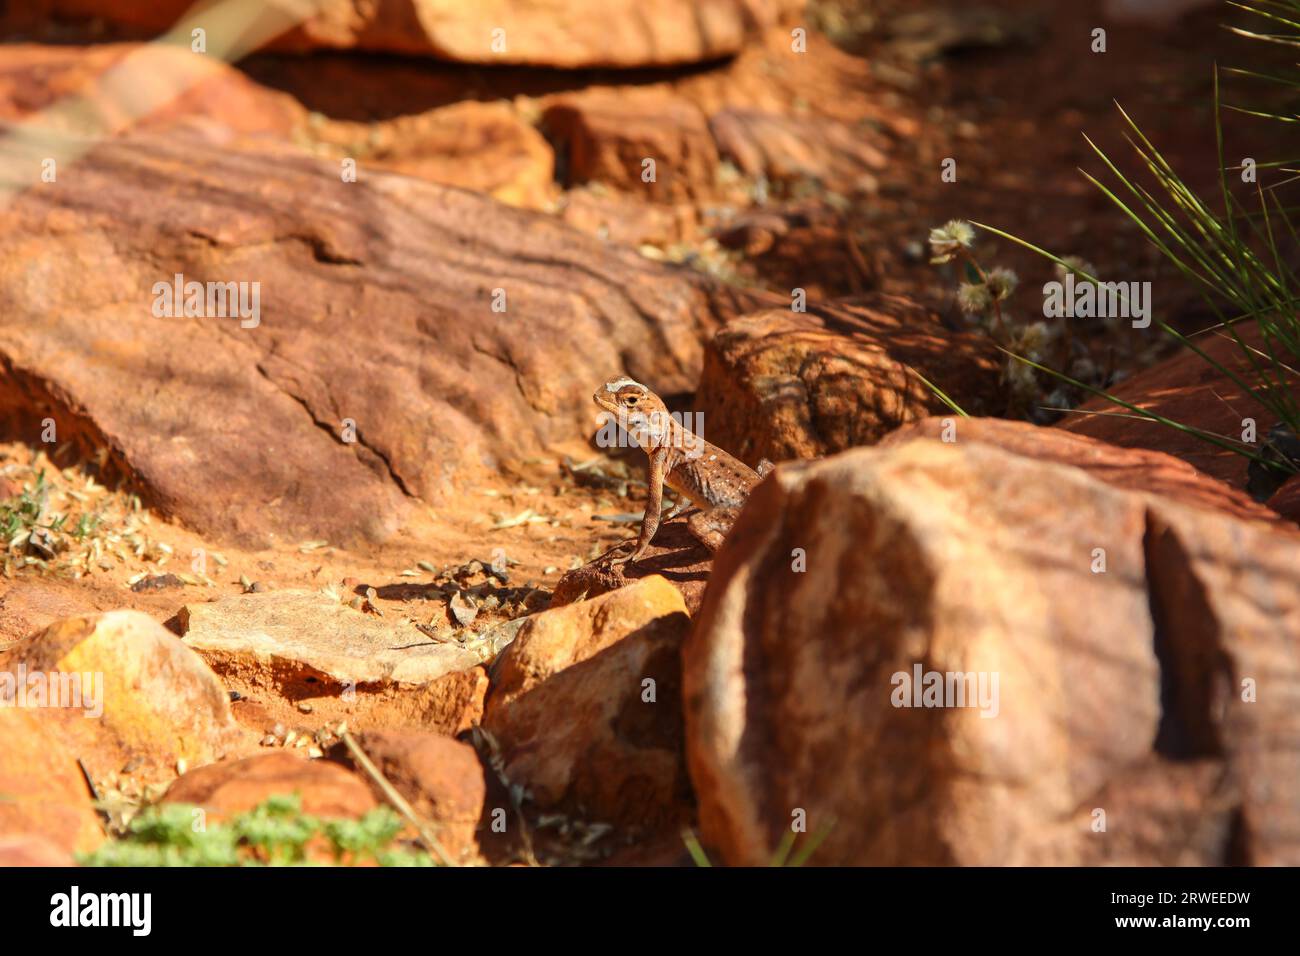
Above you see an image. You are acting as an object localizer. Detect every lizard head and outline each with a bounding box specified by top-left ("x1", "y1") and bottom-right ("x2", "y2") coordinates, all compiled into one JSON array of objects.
[
  {"x1": 593, "y1": 377, "x2": 666, "y2": 416},
  {"x1": 593, "y1": 377, "x2": 670, "y2": 441}
]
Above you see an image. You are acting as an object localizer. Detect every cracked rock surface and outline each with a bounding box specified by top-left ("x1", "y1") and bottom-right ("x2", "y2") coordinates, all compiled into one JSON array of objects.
[
  {"x1": 0, "y1": 129, "x2": 756, "y2": 546},
  {"x1": 685, "y1": 429, "x2": 1300, "y2": 865}
]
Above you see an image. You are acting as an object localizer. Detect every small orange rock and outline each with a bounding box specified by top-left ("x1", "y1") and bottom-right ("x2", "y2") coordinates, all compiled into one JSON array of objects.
[{"x1": 162, "y1": 751, "x2": 376, "y2": 823}]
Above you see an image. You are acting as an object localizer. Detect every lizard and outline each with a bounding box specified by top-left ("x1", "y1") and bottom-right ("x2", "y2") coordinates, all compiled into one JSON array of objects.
[{"x1": 593, "y1": 377, "x2": 774, "y2": 565}]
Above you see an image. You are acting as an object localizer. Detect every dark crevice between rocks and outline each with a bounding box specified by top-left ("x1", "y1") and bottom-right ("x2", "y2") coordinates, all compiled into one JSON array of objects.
[
  {"x1": 0, "y1": 352, "x2": 143, "y2": 497},
  {"x1": 538, "y1": 119, "x2": 571, "y2": 188},
  {"x1": 1225, "y1": 805, "x2": 1253, "y2": 866},
  {"x1": 1142, "y1": 510, "x2": 1229, "y2": 762},
  {"x1": 234, "y1": 52, "x2": 736, "y2": 125},
  {"x1": 1141, "y1": 509, "x2": 1248, "y2": 864}
]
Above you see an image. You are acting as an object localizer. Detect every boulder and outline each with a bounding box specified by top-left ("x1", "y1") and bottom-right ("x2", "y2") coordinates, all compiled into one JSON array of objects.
[
  {"x1": 40, "y1": 0, "x2": 804, "y2": 67},
  {"x1": 161, "y1": 751, "x2": 375, "y2": 822},
  {"x1": 0, "y1": 43, "x2": 302, "y2": 135},
  {"x1": 1, "y1": 610, "x2": 246, "y2": 783},
  {"x1": 317, "y1": 101, "x2": 555, "y2": 209},
  {"x1": 179, "y1": 590, "x2": 491, "y2": 735},
  {"x1": 1062, "y1": 322, "x2": 1300, "y2": 521},
  {"x1": 0, "y1": 128, "x2": 754, "y2": 547},
  {"x1": 180, "y1": 590, "x2": 484, "y2": 686},
  {"x1": 484, "y1": 576, "x2": 693, "y2": 829},
  {"x1": 0, "y1": 706, "x2": 105, "y2": 855},
  {"x1": 331, "y1": 730, "x2": 486, "y2": 862},
  {"x1": 685, "y1": 434, "x2": 1300, "y2": 865},
  {"x1": 0, "y1": 44, "x2": 555, "y2": 208},
  {"x1": 0, "y1": 834, "x2": 79, "y2": 866},
  {"x1": 883, "y1": 416, "x2": 1296, "y2": 530},
  {"x1": 694, "y1": 298, "x2": 1003, "y2": 465},
  {"x1": 544, "y1": 89, "x2": 719, "y2": 202}
]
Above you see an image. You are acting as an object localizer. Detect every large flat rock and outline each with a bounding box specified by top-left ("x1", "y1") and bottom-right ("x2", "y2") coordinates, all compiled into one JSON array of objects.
[
  {"x1": 0, "y1": 128, "x2": 753, "y2": 546},
  {"x1": 179, "y1": 590, "x2": 485, "y2": 687},
  {"x1": 37, "y1": 1, "x2": 803, "y2": 68}
]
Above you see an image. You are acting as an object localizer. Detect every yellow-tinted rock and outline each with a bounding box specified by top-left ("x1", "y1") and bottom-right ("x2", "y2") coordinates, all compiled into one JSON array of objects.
[
  {"x1": 5, "y1": 610, "x2": 246, "y2": 783},
  {"x1": 484, "y1": 576, "x2": 693, "y2": 830}
]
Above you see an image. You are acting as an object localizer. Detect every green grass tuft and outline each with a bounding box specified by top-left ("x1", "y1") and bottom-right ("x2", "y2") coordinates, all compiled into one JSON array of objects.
[{"x1": 80, "y1": 794, "x2": 437, "y2": 867}]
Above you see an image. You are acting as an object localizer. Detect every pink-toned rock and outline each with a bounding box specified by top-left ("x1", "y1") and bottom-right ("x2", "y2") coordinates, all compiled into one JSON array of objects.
[
  {"x1": 0, "y1": 44, "x2": 556, "y2": 208},
  {"x1": 685, "y1": 435, "x2": 1300, "y2": 865},
  {"x1": 332, "y1": 730, "x2": 486, "y2": 863},
  {"x1": 0, "y1": 128, "x2": 755, "y2": 547},
  {"x1": 882, "y1": 416, "x2": 1296, "y2": 530},
  {"x1": 311, "y1": 100, "x2": 556, "y2": 210},
  {"x1": 0, "y1": 834, "x2": 78, "y2": 866},
  {"x1": 0, "y1": 707, "x2": 105, "y2": 856},
  {"x1": 0, "y1": 43, "x2": 302, "y2": 136}
]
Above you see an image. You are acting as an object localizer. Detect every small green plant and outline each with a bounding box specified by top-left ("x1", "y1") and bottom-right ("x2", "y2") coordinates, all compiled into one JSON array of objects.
[
  {"x1": 927, "y1": 220, "x2": 1119, "y2": 420},
  {"x1": 681, "y1": 821, "x2": 835, "y2": 867},
  {"x1": 71, "y1": 510, "x2": 101, "y2": 540},
  {"x1": 0, "y1": 469, "x2": 49, "y2": 542},
  {"x1": 0, "y1": 451, "x2": 184, "y2": 580},
  {"x1": 80, "y1": 794, "x2": 436, "y2": 867}
]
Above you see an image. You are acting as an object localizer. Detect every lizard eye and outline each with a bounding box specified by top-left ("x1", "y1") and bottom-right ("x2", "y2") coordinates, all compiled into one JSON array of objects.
[{"x1": 624, "y1": 396, "x2": 639, "y2": 406}]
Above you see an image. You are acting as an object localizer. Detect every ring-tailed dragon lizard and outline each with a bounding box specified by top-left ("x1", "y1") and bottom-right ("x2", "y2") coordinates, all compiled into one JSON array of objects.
[{"x1": 593, "y1": 377, "x2": 774, "y2": 565}]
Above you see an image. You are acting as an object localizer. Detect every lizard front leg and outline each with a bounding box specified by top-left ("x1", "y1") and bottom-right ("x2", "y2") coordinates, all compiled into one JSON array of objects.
[{"x1": 611, "y1": 446, "x2": 667, "y2": 565}]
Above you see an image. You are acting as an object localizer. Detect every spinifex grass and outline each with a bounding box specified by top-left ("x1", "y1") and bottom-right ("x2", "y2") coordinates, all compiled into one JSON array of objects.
[
  {"x1": 975, "y1": 50, "x2": 1300, "y2": 501},
  {"x1": 1223, "y1": 0, "x2": 1300, "y2": 124}
]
